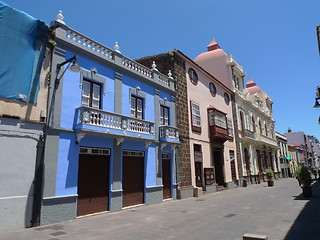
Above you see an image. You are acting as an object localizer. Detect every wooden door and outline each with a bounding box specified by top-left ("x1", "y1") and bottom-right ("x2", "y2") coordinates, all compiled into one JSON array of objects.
[
  {"x1": 122, "y1": 156, "x2": 144, "y2": 207},
  {"x1": 213, "y1": 150, "x2": 224, "y2": 185},
  {"x1": 162, "y1": 157, "x2": 171, "y2": 199},
  {"x1": 195, "y1": 162, "x2": 203, "y2": 187},
  {"x1": 77, "y1": 154, "x2": 109, "y2": 216},
  {"x1": 256, "y1": 150, "x2": 263, "y2": 182}
]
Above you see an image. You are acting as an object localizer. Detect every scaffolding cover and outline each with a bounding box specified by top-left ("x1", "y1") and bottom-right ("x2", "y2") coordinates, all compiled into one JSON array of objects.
[{"x1": 0, "y1": 2, "x2": 48, "y2": 104}]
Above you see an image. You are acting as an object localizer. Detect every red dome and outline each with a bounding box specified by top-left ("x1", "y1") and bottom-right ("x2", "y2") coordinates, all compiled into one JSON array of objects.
[{"x1": 245, "y1": 78, "x2": 262, "y2": 94}]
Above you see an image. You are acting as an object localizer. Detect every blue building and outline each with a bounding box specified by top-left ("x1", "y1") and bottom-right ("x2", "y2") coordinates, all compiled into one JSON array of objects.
[{"x1": 40, "y1": 13, "x2": 179, "y2": 224}]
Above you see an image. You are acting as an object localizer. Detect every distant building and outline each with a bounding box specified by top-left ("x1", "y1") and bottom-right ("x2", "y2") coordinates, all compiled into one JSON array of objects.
[
  {"x1": 276, "y1": 132, "x2": 290, "y2": 178},
  {"x1": 284, "y1": 129, "x2": 308, "y2": 165},
  {"x1": 306, "y1": 135, "x2": 320, "y2": 168},
  {"x1": 0, "y1": 2, "x2": 48, "y2": 232},
  {"x1": 288, "y1": 145, "x2": 299, "y2": 176}
]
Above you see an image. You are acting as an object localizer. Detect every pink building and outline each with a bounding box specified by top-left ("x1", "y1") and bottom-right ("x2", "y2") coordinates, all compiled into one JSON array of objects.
[{"x1": 195, "y1": 38, "x2": 279, "y2": 184}]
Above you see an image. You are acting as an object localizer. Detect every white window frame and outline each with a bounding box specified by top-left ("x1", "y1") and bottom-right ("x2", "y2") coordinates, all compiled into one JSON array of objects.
[
  {"x1": 81, "y1": 79, "x2": 101, "y2": 109},
  {"x1": 191, "y1": 101, "x2": 201, "y2": 128},
  {"x1": 131, "y1": 95, "x2": 144, "y2": 119},
  {"x1": 160, "y1": 105, "x2": 169, "y2": 126},
  {"x1": 214, "y1": 111, "x2": 227, "y2": 129}
]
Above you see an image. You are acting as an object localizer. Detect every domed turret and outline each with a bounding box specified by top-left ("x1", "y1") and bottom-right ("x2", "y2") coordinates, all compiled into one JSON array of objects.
[
  {"x1": 194, "y1": 38, "x2": 227, "y2": 63},
  {"x1": 194, "y1": 38, "x2": 232, "y2": 89},
  {"x1": 245, "y1": 78, "x2": 262, "y2": 94}
]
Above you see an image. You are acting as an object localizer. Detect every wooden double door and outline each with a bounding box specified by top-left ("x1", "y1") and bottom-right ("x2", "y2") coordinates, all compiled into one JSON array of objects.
[{"x1": 77, "y1": 153, "x2": 110, "y2": 216}]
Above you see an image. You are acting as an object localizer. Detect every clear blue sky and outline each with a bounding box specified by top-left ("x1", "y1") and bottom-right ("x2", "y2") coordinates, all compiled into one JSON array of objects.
[{"x1": 3, "y1": 0, "x2": 320, "y2": 139}]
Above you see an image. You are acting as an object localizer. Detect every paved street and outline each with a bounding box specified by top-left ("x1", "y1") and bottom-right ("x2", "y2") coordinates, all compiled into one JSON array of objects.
[{"x1": 1, "y1": 178, "x2": 319, "y2": 240}]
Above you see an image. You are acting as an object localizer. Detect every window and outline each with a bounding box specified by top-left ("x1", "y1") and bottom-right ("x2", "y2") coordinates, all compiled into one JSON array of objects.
[
  {"x1": 214, "y1": 111, "x2": 227, "y2": 129},
  {"x1": 252, "y1": 116, "x2": 256, "y2": 133},
  {"x1": 190, "y1": 101, "x2": 201, "y2": 132},
  {"x1": 131, "y1": 95, "x2": 143, "y2": 119},
  {"x1": 224, "y1": 92, "x2": 230, "y2": 105},
  {"x1": 79, "y1": 147, "x2": 110, "y2": 155},
  {"x1": 82, "y1": 79, "x2": 101, "y2": 109},
  {"x1": 265, "y1": 123, "x2": 268, "y2": 136},
  {"x1": 227, "y1": 118, "x2": 233, "y2": 137},
  {"x1": 122, "y1": 150, "x2": 144, "y2": 157},
  {"x1": 259, "y1": 120, "x2": 263, "y2": 134},
  {"x1": 188, "y1": 68, "x2": 198, "y2": 85},
  {"x1": 160, "y1": 105, "x2": 169, "y2": 126},
  {"x1": 239, "y1": 111, "x2": 245, "y2": 132},
  {"x1": 209, "y1": 82, "x2": 217, "y2": 97}
]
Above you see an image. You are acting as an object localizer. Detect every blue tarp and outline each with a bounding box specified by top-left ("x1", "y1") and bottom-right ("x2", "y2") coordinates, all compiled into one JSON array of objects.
[{"x1": 0, "y1": 2, "x2": 48, "y2": 104}]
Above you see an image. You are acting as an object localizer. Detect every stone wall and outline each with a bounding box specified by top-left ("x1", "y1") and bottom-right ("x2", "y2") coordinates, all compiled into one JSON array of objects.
[{"x1": 137, "y1": 52, "x2": 193, "y2": 191}]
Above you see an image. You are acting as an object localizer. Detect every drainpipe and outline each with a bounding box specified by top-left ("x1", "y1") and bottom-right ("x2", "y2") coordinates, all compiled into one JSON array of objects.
[{"x1": 175, "y1": 145, "x2": 181, "y2": 199}]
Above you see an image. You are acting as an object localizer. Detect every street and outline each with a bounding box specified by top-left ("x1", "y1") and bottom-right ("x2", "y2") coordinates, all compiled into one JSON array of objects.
[{"x1": 1, "y1": 178, "x2": 319, "y2": 240}]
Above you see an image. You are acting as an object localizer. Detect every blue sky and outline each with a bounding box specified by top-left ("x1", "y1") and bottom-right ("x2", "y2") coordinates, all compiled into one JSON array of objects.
[{"x1": 3, "y1": 0, "x2": 320, "y2": 139}]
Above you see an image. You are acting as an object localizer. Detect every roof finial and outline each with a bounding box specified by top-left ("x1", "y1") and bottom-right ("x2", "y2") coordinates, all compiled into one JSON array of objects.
[
  {"x1": 114, "y1": 42, "x2": 121, "y2": 53},
  {"x1": 152, "y1": 61, "x2": 158, "y2": 71},
  {"x1": 207, "y1": 38, "x2": 220, "y2": 51},
  {"x1": 168, "y1": 70, "x2": 173, "y2": 79},
  {"x1": 56, "y1": 10, "x2": 65, "y2": 24}
]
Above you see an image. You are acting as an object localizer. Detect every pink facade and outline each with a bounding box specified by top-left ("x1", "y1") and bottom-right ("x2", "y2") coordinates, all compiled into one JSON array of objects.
[{"x1": 194, "y1": 38, "x2": 233, "y2": 90}]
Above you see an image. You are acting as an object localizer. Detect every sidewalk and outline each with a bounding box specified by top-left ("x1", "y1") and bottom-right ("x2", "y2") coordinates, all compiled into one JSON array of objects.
[
  {"x1": 284, "y1": 179, "x2": 320, "y2": 240},
  {"x1": 0, "y1": 178, "x2": 317, "y2": 240}
]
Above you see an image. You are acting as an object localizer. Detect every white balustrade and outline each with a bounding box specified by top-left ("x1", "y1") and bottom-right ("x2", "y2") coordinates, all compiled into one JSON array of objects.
[
  {"x1": 158, "y1": 73, "x2": 169, "y2": 86},
  {"x1": 61, "y1": 26, "x2": 175, "y2": 90},
  {"x1": 122, "y1": 56, "x2": 152, "y2": 78},
  {"x1": 159, "y1": 126, "x2": 179, "y2": 139},
  {"x1": 66, "y1": 30, "x2": 113, "y2": 58},
  {"x1": 77, "y1": 107, "x2": 154, "y2": 135}
]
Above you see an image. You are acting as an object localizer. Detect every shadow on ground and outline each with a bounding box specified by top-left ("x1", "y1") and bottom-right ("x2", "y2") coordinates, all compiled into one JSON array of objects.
[{"x1": 284, "y1": 181, "x2": 320, "y2": 240}]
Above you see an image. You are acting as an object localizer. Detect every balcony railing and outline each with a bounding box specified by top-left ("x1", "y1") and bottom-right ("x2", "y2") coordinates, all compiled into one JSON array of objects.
[
  {"x1": 256, "y1": 133, "x2": 277, "y2": 147},
  {"x1": 243, "y1": 129, "x2": 256, "y2": 139},
  {"x1": 159, "y1": 125, "x2": 179, "y2": 140},
  {"x1": 76, "y1": 106, "x2": 154, "y2": 135}
]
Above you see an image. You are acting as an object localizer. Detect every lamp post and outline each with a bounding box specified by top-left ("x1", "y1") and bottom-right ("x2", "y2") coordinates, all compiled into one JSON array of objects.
[
  {"x1": 313, "y1": 86, "x2": 320, "y2": 109},
  {"x1": 47, "y1": 55, "x2": 81, "y2": 126},
  {"x1": 31, "y1": 55, "x2": 81, "y2": 226}
]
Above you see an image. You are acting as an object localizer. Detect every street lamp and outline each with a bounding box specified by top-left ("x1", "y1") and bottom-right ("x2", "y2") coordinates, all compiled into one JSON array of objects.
[
  {"x1": 47, "y1": 55, "x2": 81, "y2": 125},
  {"x1": 313, "y1": 86, "x2": 320, "y2": 108}
]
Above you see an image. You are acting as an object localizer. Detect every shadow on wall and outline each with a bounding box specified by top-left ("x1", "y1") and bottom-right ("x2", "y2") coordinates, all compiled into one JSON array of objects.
[
  {"x1": 65, "y1": 133, "x2": 79, "y2": 189},
  {"x1": 284, "y1": 181, "x2": 320, "y2": 240},
  {"x1": 27, "y1": 134, "x2": 45, "y2": 228},
  {"x1": 24, "y1": 181, "x2": 34, "y2": 228}
]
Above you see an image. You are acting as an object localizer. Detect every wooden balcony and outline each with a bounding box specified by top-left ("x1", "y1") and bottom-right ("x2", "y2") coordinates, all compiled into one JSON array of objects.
[{"x1": 209, "y1": 125, "x2": 233, "y2": 143}]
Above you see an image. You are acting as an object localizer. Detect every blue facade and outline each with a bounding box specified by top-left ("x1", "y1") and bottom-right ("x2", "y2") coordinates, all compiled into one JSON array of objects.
[{"x1": 41, "y1": 20, "x2": 179, "y2": 224}]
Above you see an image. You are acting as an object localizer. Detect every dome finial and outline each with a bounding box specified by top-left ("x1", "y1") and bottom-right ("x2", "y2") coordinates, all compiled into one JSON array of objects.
[{"x1": 207, "y1": 38, "x2": 220, "y2": 51}]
